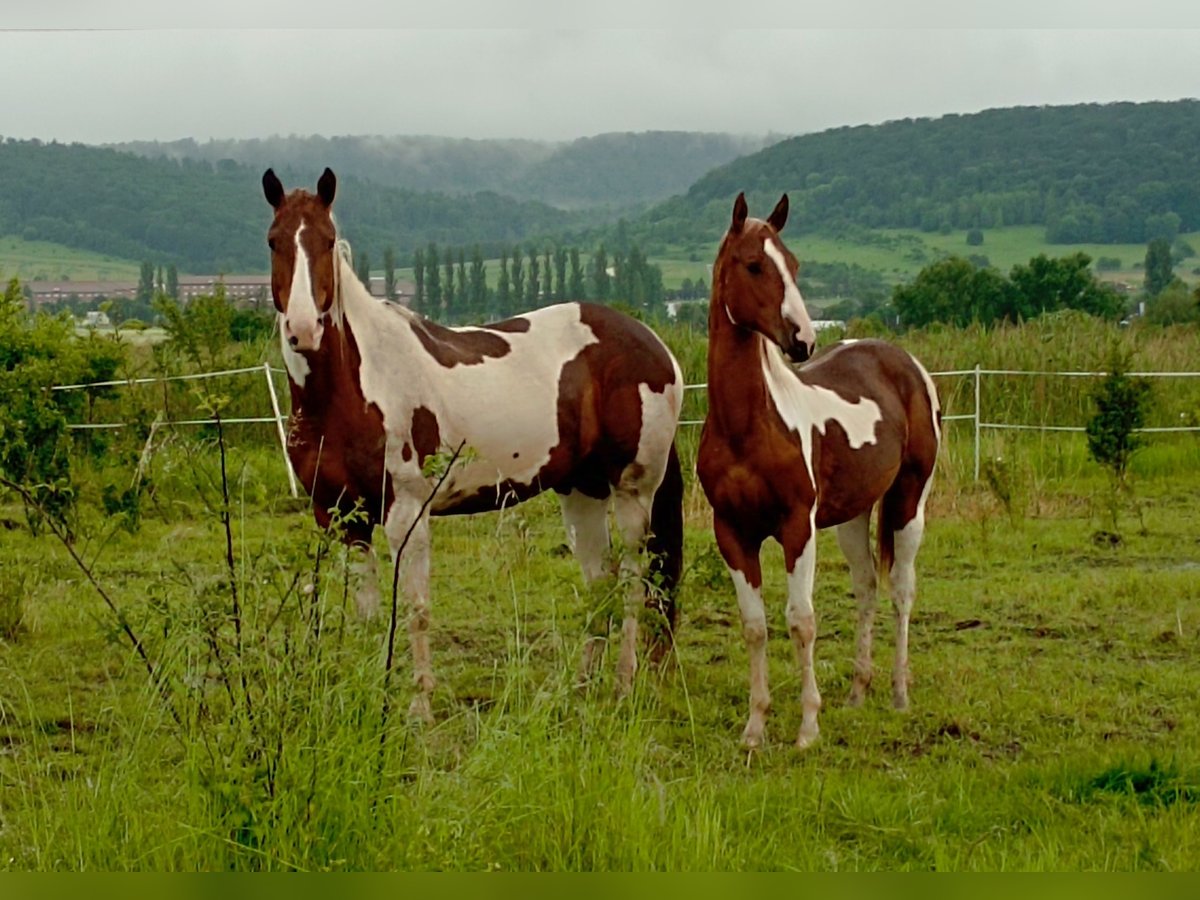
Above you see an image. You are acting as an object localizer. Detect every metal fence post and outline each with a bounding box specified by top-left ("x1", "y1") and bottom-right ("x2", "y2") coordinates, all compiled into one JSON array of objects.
[{"x1": 263, "y1": 362, "x2": 299, "y2": 498}]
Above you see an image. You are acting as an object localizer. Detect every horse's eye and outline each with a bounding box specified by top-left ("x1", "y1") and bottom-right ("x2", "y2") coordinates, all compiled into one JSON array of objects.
[{"x1": 747, "y1": 261, "x2": 762, "y2": 275}]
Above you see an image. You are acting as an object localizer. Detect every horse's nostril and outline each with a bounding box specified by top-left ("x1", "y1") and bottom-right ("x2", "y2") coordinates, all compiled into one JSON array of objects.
[{"x1": 288, "y1": 334, "x2": 299, "y2": 347}]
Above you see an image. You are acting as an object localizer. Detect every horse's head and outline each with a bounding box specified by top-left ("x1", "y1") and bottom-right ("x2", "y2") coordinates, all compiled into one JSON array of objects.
[
  {"x1": 262, "y1": 167, "x2": 340, "y2": 353},
  {"x1": 716, "y1": 192, "x2": 815, "y2": 363}
]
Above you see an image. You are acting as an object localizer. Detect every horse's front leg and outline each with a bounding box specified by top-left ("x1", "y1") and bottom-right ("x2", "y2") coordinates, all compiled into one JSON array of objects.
[
  {"x1": 714, "y1": 516, "x2": 768, "y2": 750},
  {"x1": 782, "y1": 509, "x2": 822, "y2": 750},
  {"x1": 383, "y1": 493, "x2": 435, "y2": 723}
]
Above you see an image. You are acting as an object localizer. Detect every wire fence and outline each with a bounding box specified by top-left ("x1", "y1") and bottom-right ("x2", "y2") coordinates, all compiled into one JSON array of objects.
[{"x1": 53, "y1": 361, "x2": 1200, "y2": 490}]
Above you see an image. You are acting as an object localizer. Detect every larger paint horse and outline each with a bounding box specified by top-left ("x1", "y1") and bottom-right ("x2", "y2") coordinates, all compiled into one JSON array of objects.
[
  {"x1": 697, "y1": 193, "x2": 941, "y2": 749},
  {"x1": 263, "y1": 168, "x2": 685, "y2": 720}
]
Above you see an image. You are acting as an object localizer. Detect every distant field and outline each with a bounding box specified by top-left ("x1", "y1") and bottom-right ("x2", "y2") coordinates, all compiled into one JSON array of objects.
[
  {"x1": 0, "y1": 235, "x2": 142, "y2": 282},
  {"x1": 653, "y1": 226, "x2": 1200, "y2": 291},
  {"x1": 5, "y1": 226, "x2": 1197, "y2": 301}
]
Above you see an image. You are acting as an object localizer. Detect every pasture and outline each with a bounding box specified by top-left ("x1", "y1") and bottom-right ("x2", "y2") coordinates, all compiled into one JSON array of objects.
[{"x1": 1, "y1": 320, "x2": 1199, "y2": 870}]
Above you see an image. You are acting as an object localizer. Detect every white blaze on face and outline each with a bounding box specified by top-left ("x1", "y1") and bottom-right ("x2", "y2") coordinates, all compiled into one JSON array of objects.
[
  {"x1": 760, "y1": 341, "x2": 883, "y2": 488},
  {"x1": 284, "y1": 223, "x2": 324, "y2": 352},
  {"x1": 763, "y1": 238, "x2": 815, "y2": 354}
]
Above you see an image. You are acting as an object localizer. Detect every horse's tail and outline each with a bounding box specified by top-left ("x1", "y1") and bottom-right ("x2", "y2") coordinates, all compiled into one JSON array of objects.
[{"x1": 646, "y1": 440, "x2": 684, "y2": 652}]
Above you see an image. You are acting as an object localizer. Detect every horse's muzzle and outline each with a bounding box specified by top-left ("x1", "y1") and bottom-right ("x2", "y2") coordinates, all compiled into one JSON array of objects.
[{"x1": 784, "y1": 338, "x2": 812, "y2": 364}]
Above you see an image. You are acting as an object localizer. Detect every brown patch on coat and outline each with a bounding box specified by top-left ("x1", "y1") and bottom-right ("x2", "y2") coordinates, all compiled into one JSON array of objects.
[
  {"x1": 411, "y1": 406, "x2": 441, "y2": 465},
  {"x1": 409, "y1": 318, "x2": 514, "y2": 367}
]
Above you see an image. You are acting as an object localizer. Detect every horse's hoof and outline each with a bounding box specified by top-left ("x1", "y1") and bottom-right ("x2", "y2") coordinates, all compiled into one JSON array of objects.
[
  {"x1": 408, "y1": 695, "x2": 434, "y2": 724},
  {"x1": 795, "y1": 729, "x2": 819, "y2": 751},
  {"x1": 741, "y1": 728, "x2": 764, "y2": 751}
]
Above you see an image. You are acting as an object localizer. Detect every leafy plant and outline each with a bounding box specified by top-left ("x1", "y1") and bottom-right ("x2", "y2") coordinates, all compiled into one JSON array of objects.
[{"x1": 1085, "y1": 347, "x2": 1153, "y2": 533}]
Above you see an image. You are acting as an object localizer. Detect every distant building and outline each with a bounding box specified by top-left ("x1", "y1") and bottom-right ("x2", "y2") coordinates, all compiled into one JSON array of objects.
[{"x1": 80, "y1": 310, "x2": 111, "y2": 328}]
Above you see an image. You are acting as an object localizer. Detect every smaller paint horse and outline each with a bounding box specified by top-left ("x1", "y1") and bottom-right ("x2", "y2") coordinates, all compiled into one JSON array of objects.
[
  {"x1": 697, "y1": 193, "x2": 941, "y2": 750},
  {"x1": 263, "y1": 168, "x2": 685, "y2": 720}
]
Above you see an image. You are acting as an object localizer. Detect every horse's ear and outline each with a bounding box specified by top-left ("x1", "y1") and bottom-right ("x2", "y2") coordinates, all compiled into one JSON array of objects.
[
  {"x1": 767, "y1": 194, "x2": 789, "y2": 233},
  {"x1": 262, "y1": 169, "x2": 285, "y2": 209},
  {"x1": 317, "y1": 167, "x2": 337, "y2": 207},
  {"x1": 731, "y1": 192, "x2": 748, "y2": 233}
]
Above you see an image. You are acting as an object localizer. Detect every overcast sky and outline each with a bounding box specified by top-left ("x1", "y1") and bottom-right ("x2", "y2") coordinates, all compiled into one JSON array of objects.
[{"x1": 3, "y1": 2, "x2": 1199, "y2": 145}]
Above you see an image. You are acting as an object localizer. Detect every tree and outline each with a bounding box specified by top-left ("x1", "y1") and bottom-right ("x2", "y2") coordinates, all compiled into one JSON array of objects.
[
  {"x1": 469, "y1": 246, "x2": 488, "y2": 321},
  {"x1": 136, "y1": 261, "x2": 155, "y2": 306},
  {"x1": 525, "y1": 246, "x2": 540, "y2": 308},
  {"x1": 966, "y1": 228, "x2": 984, "y2": 246},
  {"x1": 892, "y1": 257, "x2": 1011, "y2": 327},
  {"x1": 1008, "y1": 253, "x2": 1122, "y2": 321},
  {"x1": 1144, "y1": 238, "x2": 1174, "y2": 297},
  {"x1": 383, "y1": 247, "x2": 397, "y2": 300},
  {"x1": 591, "y1": 244, "x2": 610, "y2": 301},
  {"x1": 443, "y1": 253, "x2": 456, "y2": 321},
  {"x1": 425, "y1": 243, "x2": 441, "y2": 318},
  {"x1": 166, "y1": 263, "x2": 179, "y2": 300},
  {"x1": 456, "y1": 248, "x2": 468, "y2": 318},
  {"x1": 568, "y1": 248, "x2": 585, "y2": 299},
  {"x1": 510, "y1": 248, "x2": 525, "y2": 310},
  {"x1": 1086, "y1": 347, "x2": 1153, "y2": 535},
  {"x1": 496, "y1": 249, "x2": 512, "y2": 317},
  {"x1": 554, "y1": 247, "x2": 568, "y2": 302},
  {"x1": 412, "y1": 248, "x2": 426, "y2": 315}
]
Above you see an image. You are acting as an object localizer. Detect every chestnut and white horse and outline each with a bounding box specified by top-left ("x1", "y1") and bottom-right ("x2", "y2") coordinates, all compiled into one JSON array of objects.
[
  {"x1": 697, "y1": 193, "x2": 941, "y2": 750},
  {"x1": 263, "y1": 168, "x2": 685, "y2": 719}
]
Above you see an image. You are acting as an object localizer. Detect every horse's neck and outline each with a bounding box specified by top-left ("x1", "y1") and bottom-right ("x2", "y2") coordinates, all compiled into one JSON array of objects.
[
  {"x1": 706, "y1": 289, "x2": 773, "y2": 438},
  {"x1": 286, "y1": 258, "x2": 426, "y2": 410}
]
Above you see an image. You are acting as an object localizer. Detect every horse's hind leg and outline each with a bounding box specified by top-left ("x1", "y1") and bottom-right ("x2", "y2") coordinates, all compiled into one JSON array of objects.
[
  {"x1": 611, "y1": 484, "x2": 656, "y2": 696},
  {"x1": 881, "y1": 471, "x2": 932, "y2": 711},
  {"x1": 558, "y1": 490, "x2": 613, "y2": 684},
  {"x1": 836, "y1": 511, "x2": 877, "y2": 706}
]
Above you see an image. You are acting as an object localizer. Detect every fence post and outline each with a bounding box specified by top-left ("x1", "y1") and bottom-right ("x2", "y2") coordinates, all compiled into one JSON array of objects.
[
  {"x1": 973, "y1": 363, "x2": 981, "y2": 482},
  {"x1": 263, "y1": 362, "x2": 299, "y2": 498}
]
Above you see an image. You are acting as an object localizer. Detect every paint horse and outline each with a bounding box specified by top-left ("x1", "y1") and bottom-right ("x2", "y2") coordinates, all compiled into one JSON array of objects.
[
  {"x1": 262, "y1": 168, "x2": 685, "y2": 720},
  {"x1": 697, "y1": 193, "x2": 941, "y2": 750}
]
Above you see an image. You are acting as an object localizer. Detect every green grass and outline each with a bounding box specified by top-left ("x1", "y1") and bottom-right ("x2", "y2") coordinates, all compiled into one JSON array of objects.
[
  {"x1": 651, "y1": 227, "x2": 1200, "y2": 292},
  {"x1": 0, "y1": 235, "x2": 142, "y2": 283},
  {"x1": 1, "y1": 410, "x2": 1199, "y2": 869}
]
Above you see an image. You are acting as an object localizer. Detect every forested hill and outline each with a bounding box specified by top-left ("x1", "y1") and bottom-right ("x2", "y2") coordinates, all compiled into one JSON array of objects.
[
  {"x1": 112, "y1": 131, "x2": 771, "y2": 211},
  {"x1": 0, "y1": 139, "x2": 577, "y2": 273},
  {"x1": 635, "y1": 101, "x2": 1200, "y2": 247}
]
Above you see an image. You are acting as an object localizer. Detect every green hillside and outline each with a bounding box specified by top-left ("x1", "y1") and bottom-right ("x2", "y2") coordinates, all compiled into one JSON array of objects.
[
  {"x1": 633, "y1": 101, "x2": 1200, "y2": 251},
  {"x1": 0, "y1": 139, "x2": 580, "y2": 274}
]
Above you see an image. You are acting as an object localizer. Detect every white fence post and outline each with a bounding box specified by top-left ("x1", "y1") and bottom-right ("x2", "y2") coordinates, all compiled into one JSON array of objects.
[
  {"x1": 973, "y1": 363, "x2": 981, "y2": 483},
  {"x1": 263, "y1": 362, "x2": 299, "y2": 498}
]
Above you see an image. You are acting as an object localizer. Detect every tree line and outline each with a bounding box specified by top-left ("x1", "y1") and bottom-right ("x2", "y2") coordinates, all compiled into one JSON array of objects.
[
  {"x1": 400, "y1": 241, "x2": 668, "y2": 323},
  {"x1": 892, "y1": 239, "x2": 1200, "y2": 329}
]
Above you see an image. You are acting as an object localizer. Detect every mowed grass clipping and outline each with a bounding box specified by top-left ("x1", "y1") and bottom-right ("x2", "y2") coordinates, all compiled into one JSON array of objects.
[{"x1": 1, "y1": 424, "x2": 1198, "y2": 870}]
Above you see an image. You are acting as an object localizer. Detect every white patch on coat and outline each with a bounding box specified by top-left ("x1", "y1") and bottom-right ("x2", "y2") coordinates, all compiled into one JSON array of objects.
[
  {"x1": 280, "y1": 330, "x2": 310, "y2": 386},
  {"x1": 912, "y1": 354, "x2": 943, "y2": 445},
  {"x1": 760, "y1": 340, "x2": 882, "y2": 475},
  {"x1": 337, "y1": 257, "x2": 602, "y2": 500},
  {"x1": 626, "y1": 357, "x2": 684, "y2": 490},
  {"x1": 763, "y1": 238, "x2": 815, "y2": 351}
]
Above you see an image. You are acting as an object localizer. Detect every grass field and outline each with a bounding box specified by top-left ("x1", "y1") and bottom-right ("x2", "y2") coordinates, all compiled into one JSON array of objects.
[
  {"x1": 1, "y1": 361, "x2": 1198, "y2": 869},
  {"x1": 0, "y1": 236, "x2": 142, "y2": 283}
]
